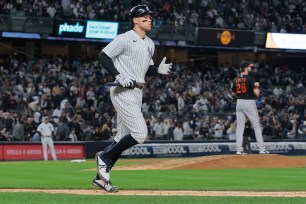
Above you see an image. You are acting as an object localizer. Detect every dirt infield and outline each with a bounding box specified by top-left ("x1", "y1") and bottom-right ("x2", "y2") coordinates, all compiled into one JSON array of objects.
[
  {"x1": 113, "y1": 154, "x2": 306, "y2": 170},
  {"x1": 2, "y1": 154, "x2": 306, "y2": 197},
  {"x1": 1, "y1": 189, "x2": 306, "y2": 197}
]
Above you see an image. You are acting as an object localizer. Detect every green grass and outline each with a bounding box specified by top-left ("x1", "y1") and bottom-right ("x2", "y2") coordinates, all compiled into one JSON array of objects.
[
  {"x1": 1, "y1": 160, "x2": 306, "y2": 191},
  {"x1": 1, "y1": 159, "x2": 306, "y2": 203},
  {"x1": 1, "y1": 193, "x2": 306, "y2": 204}
]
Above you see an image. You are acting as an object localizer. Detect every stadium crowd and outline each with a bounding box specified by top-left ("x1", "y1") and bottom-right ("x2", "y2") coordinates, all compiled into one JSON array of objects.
[
  {"x1": 0, "y1": 0, "x2": 305, "y2": 33},
  {"x1": 0, "y1": 54, "x2": 305, "y2": 142},
  {"x1": 0, "y1": 0, "x2": 305, "y2": 142}
]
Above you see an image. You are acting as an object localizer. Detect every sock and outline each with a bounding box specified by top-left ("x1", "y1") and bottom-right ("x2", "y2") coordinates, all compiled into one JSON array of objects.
[
  {"x1": 104, "y1": 140, "x2": 119, "y2": 165},
  {"x1": 103, "y1": 134, "x2": 138, "y2": 163}
]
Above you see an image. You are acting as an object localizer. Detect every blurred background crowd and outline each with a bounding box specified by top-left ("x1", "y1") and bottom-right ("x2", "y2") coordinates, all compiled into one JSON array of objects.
[
  {"x1": 0, "y1": 54, "x2": 305, "y2": 142},
  {"x1": 0, "y1": 0, "x2": 305, "y2": 142},
  {"x1": 0, "y1": 0, "x2": 305, "y2": 33}
]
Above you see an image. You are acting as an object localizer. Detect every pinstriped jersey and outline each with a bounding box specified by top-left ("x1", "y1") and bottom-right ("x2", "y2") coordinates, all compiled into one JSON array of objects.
[
  {"x1": 232, "y1": 74, "x2": 256, "y2": 99},
  {"x1": 102, "y1": 30, "x2": 155, "y2": 83},
  {"x1": 37, "y1": 122, "x2": 54, "y2": 137}
]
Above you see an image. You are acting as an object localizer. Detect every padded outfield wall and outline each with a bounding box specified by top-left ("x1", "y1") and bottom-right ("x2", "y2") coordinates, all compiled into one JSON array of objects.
[{"x1": 2, "y1": 140, "x2": 306, "y2": 160}]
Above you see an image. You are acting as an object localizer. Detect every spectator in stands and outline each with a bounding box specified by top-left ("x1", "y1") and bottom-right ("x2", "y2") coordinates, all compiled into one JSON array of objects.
[
  {"x1": 183, "y1": 117, "x2": 194, "y2": 140},
  {"x1": 153, "y1": 118, "x2": 163, "y2": 140},
  {"x1": 68, "y1": 115, "x2": 83, "y2": 140},
  {"x1": 162, "y1": 119, "x2": 170, "y2": 140},
  {"x1": 4, "y1": 111, "x2": 14, "y2": 137},
  {"x1": 46, "y1": 4, "x2": 57, "y2": 18},
  {"x1": 0, "y1": 110, "x2": 6, "y2": 136},
  {"x1": 24, "y1": 117, "x2": 39, "y2": 141},
  {"x1": 226, "y1": 120, "x2": 236, "y2": 141},
  {"x1": 92, "y1": 126, "x2": 103, "y2": 141},
  {"x1": 59, "y1": 110, "x2": 70, "y2": 124},
  {"x1": 287, "y1": 119, "x2": 298, "y2": 139},
  {"x1": 176, "y1": 93, "x2": 185, "y2": 112},
  {"x1": 83, "y1": 125, "x2": 93, "y2": 141},
  {"x1": 298, "y1": 121, "x2": 306, "y2": 139},
  {"x1": 91, "y1": 113, "x2": 101, "y2": 130},
  {"x1": 279, "y1": 113, "x2": 291, "y2": 138},
  {"x1": 262, "y1": 117, "x2": 274, "y2": 139},
  {"x1": 12, "y1": 118, "x2": 24, "y2": 141},
  {"x1": 52, "y1": 106, "x2": 62, "y2": 124},
  {"x1": 100, "y1": 119, "x2": 112, "y2": 141},
  {"x1": 173, "y1": 121, "x2": 184, "y2": 141},
  {"x1": 167, "y1": 119, "x2": 175, "y2": 140},
  {"x1": 69, "y1": 128, "x2": 78, "y2": 142},
  {"x1": 55, "y1": 120, "x2": 70, "y2": 141},
  {"x1": 198, "y1": 122, "x2": 211, "y2": 140},
  {"x1": 213, "y1": 119, "x2": 224, "y2": 139}
]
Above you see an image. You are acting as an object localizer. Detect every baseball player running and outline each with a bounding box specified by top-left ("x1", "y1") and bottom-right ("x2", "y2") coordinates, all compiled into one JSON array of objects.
[
  {"x1": 92, "y1": 5, "x2": 172, "y2": 192},
  {"x1": 231, "y1": 61, "x2": 269, "y2": 155}
]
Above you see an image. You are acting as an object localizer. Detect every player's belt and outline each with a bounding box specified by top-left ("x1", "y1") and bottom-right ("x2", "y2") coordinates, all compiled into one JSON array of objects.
[{"x1": 107, "y1": 81, "x2": 145, "y2": 89}]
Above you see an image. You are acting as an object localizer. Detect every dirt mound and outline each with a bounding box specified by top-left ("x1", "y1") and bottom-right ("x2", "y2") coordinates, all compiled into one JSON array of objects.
[{"x1": 114, "y1": 154, "x2": 306, "y2": 170}]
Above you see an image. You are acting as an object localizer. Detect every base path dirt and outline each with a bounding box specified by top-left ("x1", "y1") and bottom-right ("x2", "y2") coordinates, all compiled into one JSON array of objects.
[
  {"x1": 113, "y1": 154, "x2": 306, "y2": 170},
  {"x1": 1, "y1": 189, "x2": 306, "y2": 197}
]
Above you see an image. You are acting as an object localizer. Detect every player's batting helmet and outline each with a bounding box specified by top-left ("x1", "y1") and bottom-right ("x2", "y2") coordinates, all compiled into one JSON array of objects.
[{"x1": 129, "y1": 5, "x2": 154, "y2": 19}]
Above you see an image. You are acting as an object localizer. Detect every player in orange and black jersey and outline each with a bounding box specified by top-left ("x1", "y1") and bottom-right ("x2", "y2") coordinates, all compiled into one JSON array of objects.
[{"x1": 231, "y1": 61, "x2": 269, "y2": 155}]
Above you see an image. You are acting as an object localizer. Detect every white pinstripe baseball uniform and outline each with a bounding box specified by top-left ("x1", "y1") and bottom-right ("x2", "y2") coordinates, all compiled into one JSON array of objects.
[
  {"x1": 93, "y1": 5, "x2": 173, "y2": 192},
  {"x1": 103, "y1": 30, "x2": 154, "y2": 144},
  {"x1": 37, "y1": 118, "x2": 57, "y2": 161}
]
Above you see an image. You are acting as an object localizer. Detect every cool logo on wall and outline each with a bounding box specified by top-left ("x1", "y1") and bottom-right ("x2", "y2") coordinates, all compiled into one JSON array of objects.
[
  {"x1": 217, "y1": 30, "x2": 235, "y2": 45},
  {"x1": 58, "y1": 22, "x2": 85, "y2": 36},
  {"x1": 167, "y1": 145, "x2": 187, "y2": 154},
  {"x1": 129, "y1": 146, "x2": 150, "y2": 155}
]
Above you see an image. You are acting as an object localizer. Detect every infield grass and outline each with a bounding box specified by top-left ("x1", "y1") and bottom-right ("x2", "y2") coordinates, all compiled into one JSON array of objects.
[
  {"x1": 1, "y1": 193, "x2": 306, "y2": 204},
  {"x1": 1, "y1": 159, "x2": 306, "y2": 204}
]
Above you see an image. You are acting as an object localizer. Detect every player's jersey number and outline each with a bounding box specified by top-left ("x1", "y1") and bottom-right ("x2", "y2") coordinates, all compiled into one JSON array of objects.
[{"x1": 236, "y1": 83, "x2": 247, "y2": 93}]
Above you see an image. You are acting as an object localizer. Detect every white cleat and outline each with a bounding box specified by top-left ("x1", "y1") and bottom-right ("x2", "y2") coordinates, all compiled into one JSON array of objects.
[
  {"x1": 92, "y1": 177, "x2": 119, "y2": 193},
  {"x1": 236, "y1": 151, "x2": 247, "y2": 155},
  {"x1": 259, "y1": 150, "x2": 269, "y2": 154}
]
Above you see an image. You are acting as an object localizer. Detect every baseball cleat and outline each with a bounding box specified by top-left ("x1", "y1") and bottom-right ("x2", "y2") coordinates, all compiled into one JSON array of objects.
[
  {"x1": 95, "y1": 151, "x2": 104, "y2": 160},
  {"x1": 259, "y1": 150, "x2": 269, "y2": 154},
  {"x1": 92, "y1": 177, "x2": 119, "y2": 193},
  {"x1": 96, "y1": 153, "x2": 112, "y2": 183},
  {"x1": 236, "y1": 151, "x2": 247, "y2": 155}
]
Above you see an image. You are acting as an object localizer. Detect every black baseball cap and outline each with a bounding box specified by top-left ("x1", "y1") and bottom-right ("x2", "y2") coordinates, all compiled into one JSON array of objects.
[{"x1": 239, "y1": 61, "x2": 253, "y2": 71}]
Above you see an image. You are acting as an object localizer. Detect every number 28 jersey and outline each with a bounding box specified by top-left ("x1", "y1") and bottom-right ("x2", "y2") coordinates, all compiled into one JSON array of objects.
[{"x1": 231, "y1": 74, "x2": 256, "y2": 99}]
